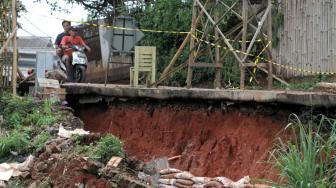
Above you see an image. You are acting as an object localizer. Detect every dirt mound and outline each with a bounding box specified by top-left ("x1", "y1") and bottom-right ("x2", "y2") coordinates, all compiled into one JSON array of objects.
[{"x1": 78, "y1": 102, "x2": 286, "y2": 181}]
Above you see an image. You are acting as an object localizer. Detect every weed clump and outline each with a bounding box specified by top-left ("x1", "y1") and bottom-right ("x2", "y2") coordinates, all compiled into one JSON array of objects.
[
  {"x1": 271, "y1": 114, "x2": 336, "y2": 187},
  {"x1": 74, "y1": 134, "x2": 124, "y2": 164},
  {"x1": 0, "y1": 92, "x2": 59, "y2": 160}
]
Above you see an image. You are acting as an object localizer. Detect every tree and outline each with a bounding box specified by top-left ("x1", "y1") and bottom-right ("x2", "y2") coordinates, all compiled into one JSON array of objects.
[{"x1": 35, "y1": 0, "x2": 153, "y2": 18}]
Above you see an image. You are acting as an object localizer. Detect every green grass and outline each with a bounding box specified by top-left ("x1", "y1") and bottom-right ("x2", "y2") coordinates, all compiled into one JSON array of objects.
[
  {"x1": 271, "y1": 114, "x2": 336, "y2": 188},
  {"x1": 0, "y1": 93, "x2": 58, "y2": 128},
  {"x1": 73, "y1": 134, "x2": 124, "y2": 164},
  {"x1": 0, "y1": 92, "x2": 59, "y2": 159},
  {"x1": 0, "y1": 129, "x2": 30, "y2": 159},
  {"x1": 33, "y1": 131, "x2": 54, "y2": 152}
]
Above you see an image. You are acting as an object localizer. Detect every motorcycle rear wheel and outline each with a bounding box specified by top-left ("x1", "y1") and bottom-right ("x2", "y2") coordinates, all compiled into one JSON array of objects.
[{"x1": 73, "y1": 65, "x2": 86, "y2": 83}]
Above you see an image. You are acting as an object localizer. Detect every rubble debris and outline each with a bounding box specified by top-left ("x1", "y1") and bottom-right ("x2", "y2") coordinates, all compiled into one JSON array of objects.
[
  {"x1": 140, "y1": 157, "x2": 170, "y2": 186},
  {"x1": 155, "y1": 168, "x2": 256, "y2": 188},
  {"x1": 316, "y1": 82, "x2": 336, "y2": 94},
  {"x1": 106, "y1": 156, "x2": 123, "y2": 168},
  {"x1": 168, "y1": 155, "x2": 182, "y2": 161},
  {"x1": 0, "y1": 155, "x2": 34, "y2": 181},
  {"x1": 58, "y1": 124, "x2": 90, "y2": 138}
]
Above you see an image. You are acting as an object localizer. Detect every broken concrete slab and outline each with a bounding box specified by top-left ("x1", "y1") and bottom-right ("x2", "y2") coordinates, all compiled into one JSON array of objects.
[
  {"x1": 106, "y1": 156, "x2": 123, "y2": 168},
  {"x1": 62, "y1": 83, "x2": 336, "y2": 107}
]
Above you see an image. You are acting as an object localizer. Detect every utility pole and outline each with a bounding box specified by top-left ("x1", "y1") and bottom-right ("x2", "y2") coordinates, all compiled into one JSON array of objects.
[{"x1": 11, "y1": 0, "x2": 17, "y2": 95}]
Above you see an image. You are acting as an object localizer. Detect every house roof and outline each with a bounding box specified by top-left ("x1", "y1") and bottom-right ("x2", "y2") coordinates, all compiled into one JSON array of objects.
[{"x1": 16, "y1": 36, "x2": 54, "y2": 49}]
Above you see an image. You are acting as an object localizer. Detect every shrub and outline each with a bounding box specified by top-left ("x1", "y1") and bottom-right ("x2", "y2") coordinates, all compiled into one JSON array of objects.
[
  {"x1": 33, "y1": 131, "x2": 54, "y2": 152},
  {"x1": 0, "y1": 129, "x2": 30, "y2": 158},
  {"x1": 271, "y1": 114, "x2": 336, "y2": 188},
  {"x1": 0, "y1": 93, "x2": 57, "y2": 128},
  {"x1": 95, "y1": 134, "x2": 124, "y2": 164},
  {"x1": 74, "y1": 134, "x2": 124, "y2": 164}
]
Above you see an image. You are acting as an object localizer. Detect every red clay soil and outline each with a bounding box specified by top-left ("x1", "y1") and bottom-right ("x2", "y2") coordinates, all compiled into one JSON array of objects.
[
  {"x1": 30, "y1": 153, "x2": 111, "y2": 188},
  {"x1": 78, "y1": 103, "x2": 286, "y2": 181}
]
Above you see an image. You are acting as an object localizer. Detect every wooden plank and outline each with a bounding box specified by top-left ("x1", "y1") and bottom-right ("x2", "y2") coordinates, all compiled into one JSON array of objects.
[
  {"x1": 244, "y1": 63, "x2": 267, "y2": 68},
  {"x1": 190, "y1": 63, "x2": 223, "y2": 68}
]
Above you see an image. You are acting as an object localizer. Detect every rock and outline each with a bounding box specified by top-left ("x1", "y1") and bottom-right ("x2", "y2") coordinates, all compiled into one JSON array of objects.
[
  {"x1": 143, "y1": 157, "x2": 169, "y2": 175},
  {"x1": 82, "y1": 158, "x2": 104, "y2": 175},
  {"x1": 138, "y1": 172, "x2": 151, "y2": 183},
  {"x1": 0, "y1": 180, "x2": 6, "y2": 188},
  {"x1": 28, "y1": 181, "x2": 38, "y2": 188},
  {"x1": 126, "y1": 156, "x2": 145, "y2": 171},
  {"x1": 99, "y1": 167, "x2": 120, "y2": 178},
  {"x1": 20, "y1": 171, "x2": 30, "y2": 178},
  {"x1": 115, "y1": 174, "x2": 150, "y2": 188},
  {"x1": 35, "y1": 162, "x2": 49, "y2": 172},
  {"x1": 75, "y1": 183, "x2": 85, "y2": 188},
  {"x1": 45, "y1": 143, "x2": 61, "y2": 154},
  {"x1": 45, "y1": 126, "x2": 59, "y2": 135}
]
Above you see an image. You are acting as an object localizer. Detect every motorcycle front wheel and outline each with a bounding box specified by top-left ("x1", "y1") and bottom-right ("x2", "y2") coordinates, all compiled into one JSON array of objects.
[{"x1": 73, "y1": 65, "x2": 86, "y2": 83}]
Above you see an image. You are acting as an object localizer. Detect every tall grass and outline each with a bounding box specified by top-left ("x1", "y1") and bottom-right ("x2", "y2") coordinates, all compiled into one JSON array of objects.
[{"x1": 271, "y1": 114, "x2": 336, "y2": 188}]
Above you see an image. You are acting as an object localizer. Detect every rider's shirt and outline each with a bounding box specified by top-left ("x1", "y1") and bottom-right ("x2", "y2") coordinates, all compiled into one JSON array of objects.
[
  {"x1": 60, "y1": 36, "x2": 86, "y2": 57},
  {"x1": 55, "y1": 32, "x2": 69, "y2": 46}
]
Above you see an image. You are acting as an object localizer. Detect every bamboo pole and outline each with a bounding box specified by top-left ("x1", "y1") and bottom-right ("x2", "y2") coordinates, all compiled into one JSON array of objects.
[
  {"x1": 160, "y1": 0, "x2": 210, "y2": 82},
  {"x1": 11, "y1": 0, "x2": 17, "y2": 95},
  {"x1": 241, "y1": 4, "x2": 271, "y2": 63},
  {"x1": 240, "y1": 0, "x2": 247, "y2": 89},
  {"x1": 160, "y1": 33, "x2": 190, "y2": 79},
  {"x1": 214, "y1": 0, "x2": 221, "y2": 88},
  {"x1": 0, "y1": 28, "x2": 16, "y2": 54},
  {"x1": 187, "y1": 0, "x2": 197, "y2": 88},
  {"x1": 195, "y1": 0, "x2": 243, "y2": 65},
  {"x1": 267, "y1": 0, "x2": 272, "y2": 89}
]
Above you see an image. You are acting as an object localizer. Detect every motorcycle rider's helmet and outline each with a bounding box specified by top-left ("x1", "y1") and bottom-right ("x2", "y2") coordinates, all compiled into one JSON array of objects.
[{"x1": 70, "y1": 26, "x2": 79, "y2": 32}]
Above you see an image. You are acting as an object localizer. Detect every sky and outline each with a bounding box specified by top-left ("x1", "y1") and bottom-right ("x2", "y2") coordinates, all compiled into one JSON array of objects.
[{"x1": 18, "y1": 0, "x2": 88, "y2": 43}]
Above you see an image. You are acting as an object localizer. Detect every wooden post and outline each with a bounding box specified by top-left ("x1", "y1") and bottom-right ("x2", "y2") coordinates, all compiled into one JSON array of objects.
[
  {"x1": 267, "y1": 0, "x2": 273, "y2": 89},
  {"x1": 214, "y1": 0, "x2": 221, "y2": 88},
  {"x1": 241, "y1": 4, "x2": 271, "y2": 63},
  {"x1": 187, "y1": 0, "x2": 197, "y2": 88},
  {"x1": 161, "y1": 33, "x2": 190, "y2": 80},
  {"x1": 11, "y1": 0, "x2": 17, "y2": 95},
  {"x1": 240, "y1": 0, "x2": 248, "y2": 89}
]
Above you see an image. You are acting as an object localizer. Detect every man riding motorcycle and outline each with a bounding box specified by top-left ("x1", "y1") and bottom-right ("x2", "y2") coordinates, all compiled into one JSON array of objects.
[
  {"x1": 55, "y1": 20, "x2": 71, "y2": 58},
  {"x1": 60, "y1": 26, "x2": 91, "y2": 81}
]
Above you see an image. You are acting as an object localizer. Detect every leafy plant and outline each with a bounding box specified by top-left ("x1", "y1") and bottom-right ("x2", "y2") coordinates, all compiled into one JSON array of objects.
[
  {"x1": 33, "y1": 131, "x2": 54, "y2": 152},
  {"x1": 271, "y1": 114, "x2": 336, "y2": 188},
  {"x1": 95, "y1": 134, "x2": 124, "y2": 163},
  {"x1": 0, "y1": 129, "x2": 30, "y2": 158},
  {"x1": 0, "y1": 93, "x2": 57, "y2": 128},
  {"x1": 73, "y1": 134, "x2": 124, "y2": 164}
]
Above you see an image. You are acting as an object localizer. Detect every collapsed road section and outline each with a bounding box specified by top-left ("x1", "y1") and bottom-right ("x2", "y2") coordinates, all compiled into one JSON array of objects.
[
  {"x1": 64, "y1": 83, "x2": 336, "y2": 184},
  {"x1": 77, "y1": 99, "x2": 288, "y2": 182}
]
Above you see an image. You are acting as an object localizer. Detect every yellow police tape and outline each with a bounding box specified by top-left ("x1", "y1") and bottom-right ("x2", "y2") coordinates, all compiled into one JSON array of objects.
[
  {"x1": 195, "y1": 29, "x2": 263, "y2": 44},
  {"x1": 249, "y1": 41, "x2": 271, "y2": 82},
  {"x1": 80, "y1": 22, "x2": 191, "y2": 34},
  {"x1": 191, "y1": 34, "x2": 336, "y2": 76}
]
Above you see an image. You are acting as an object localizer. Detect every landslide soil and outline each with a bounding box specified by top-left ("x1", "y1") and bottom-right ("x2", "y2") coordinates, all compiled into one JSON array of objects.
[{"x1": 77, "y1": 101, "x2": 287, "y2": 181}]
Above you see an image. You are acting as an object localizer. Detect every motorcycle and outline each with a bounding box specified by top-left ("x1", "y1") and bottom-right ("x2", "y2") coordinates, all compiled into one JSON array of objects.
[{"x1": 57, "y1": 45, "x2": 88, "y2": 83}]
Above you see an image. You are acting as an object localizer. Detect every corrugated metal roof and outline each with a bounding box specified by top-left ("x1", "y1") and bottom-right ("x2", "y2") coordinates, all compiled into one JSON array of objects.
[{"x1": 15, "y1": 36, "x2": 54, "y2": 48}]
